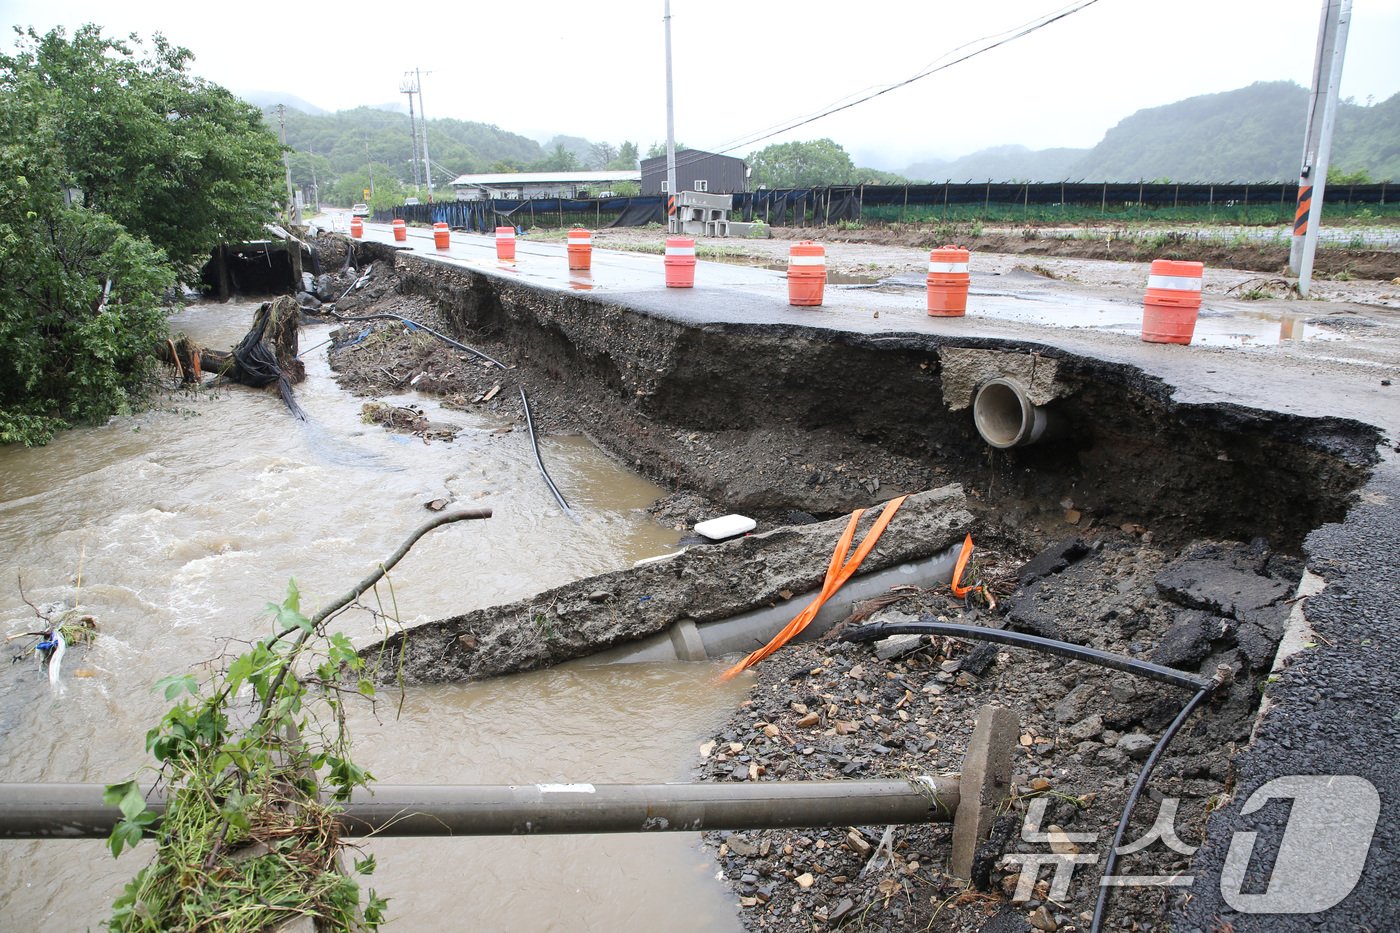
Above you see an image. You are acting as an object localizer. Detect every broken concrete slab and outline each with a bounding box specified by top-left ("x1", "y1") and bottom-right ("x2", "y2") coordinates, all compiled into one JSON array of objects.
[
  {"x1": 1015, "y1": 537, "x2": 1092, "y2": 585},
  {"x1": 365, "y1": 485, "x2": 972, "y2": 683},
  {"x1": 938, "y1": 347, "x2": 1070, "y2": 411},
  {"x1": 1154, "y1": 540, "x2": 1294, "y2": 620},
  {"x1": 1151, "y1": 609, "x2": 1229, "y2": 669}
]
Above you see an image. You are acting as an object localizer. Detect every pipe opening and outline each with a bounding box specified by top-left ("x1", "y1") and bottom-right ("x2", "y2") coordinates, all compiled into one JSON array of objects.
[{"x1": 973, "y1": 378, "x2": 1035, "y2": 448}]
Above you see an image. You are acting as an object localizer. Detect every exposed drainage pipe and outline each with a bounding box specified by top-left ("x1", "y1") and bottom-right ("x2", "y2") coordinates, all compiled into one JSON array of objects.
[
  {"x1": 575, "y1": 546, "x2": 963, "y2": 667},
  {"x1": 972, "y1": 377, "x2": 1058, "y2": 448},
  {"x1": 0, "y1": 778, "x2": 958, "y2": 839}
]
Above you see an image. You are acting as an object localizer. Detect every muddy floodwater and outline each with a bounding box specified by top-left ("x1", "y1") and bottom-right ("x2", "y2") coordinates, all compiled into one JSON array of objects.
[{"x1": 0, "y1": 300, "x2": 748, "y2": 931}]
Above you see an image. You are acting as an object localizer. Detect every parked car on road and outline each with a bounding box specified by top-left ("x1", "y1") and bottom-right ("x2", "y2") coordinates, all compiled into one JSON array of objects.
[
  {"x1": 351, "y1": 203, "x2": 370, "y2": 216},
  {"x1": 404, "y1": 197, "x2": 420, "y2": 206}
]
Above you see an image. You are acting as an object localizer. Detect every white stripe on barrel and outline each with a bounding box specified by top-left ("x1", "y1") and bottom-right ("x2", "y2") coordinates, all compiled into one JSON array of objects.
[
  {"x1": 789, "y1": 256, "x2": 825, "y2": 266},
  {"x1": 1146, "y1": 274, "x2": 1202, "y2": 291},
  {"x1": 567, "y1": 236, "x2": 591, "y2": 246},
  {"x1": 498, "y1": 230, "x2": 516, "y2": 239},
  {"x1": 928, "y1": 261, "x2": 969, "y2": 274},
  {"x1": 665, "y1": 245, "x2": 695, "y2": 257}
]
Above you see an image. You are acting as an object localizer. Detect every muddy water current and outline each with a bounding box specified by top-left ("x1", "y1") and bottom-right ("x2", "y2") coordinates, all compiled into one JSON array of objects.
[{"x1": 0, "y1": 300, "x2": 747, "y2": 931}]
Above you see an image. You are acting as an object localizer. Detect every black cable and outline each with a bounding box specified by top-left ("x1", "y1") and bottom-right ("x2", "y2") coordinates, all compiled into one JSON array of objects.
[
  {"x1": 841, "y1": 621, "x2": 1211, "y2": 692},
  {"x1": 519, "y1": 387, "x2": 574, "y2": 520},
  {"x1": 1089, "y1": 680, "x2": 1217, "y2": 933},
  {"x1": 330, "y1": 311, "x2": 507, "y2": 370},
  {"x1": 842, "y1": 618, "x2": 1224, "y2": 932},
  {"x1": 706, "y1": 0, "x2": 1102, "y2": 159},
  {"x1": 329, "y1": 302, "x2": 573, "y2": 520}
]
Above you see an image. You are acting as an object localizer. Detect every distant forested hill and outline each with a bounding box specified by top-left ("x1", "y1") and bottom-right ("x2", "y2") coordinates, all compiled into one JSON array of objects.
[
  {"x1": 267, "y1": 105, "x2": 546, "y2": 183},
  {"x1": 902, "y1": 82, "x2": 1399, "y2": 183},
  {"x1": 904, "y1": 145, "x2": 1088, "y2": 183}
]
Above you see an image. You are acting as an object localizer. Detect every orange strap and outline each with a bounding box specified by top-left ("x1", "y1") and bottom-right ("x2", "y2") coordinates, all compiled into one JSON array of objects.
[
  {"x1": 720, "y1": 495, "x2": 908, "y2": 681},
  {"x1": 950, "y1": 533, "x2": 975, "y2": 597}
]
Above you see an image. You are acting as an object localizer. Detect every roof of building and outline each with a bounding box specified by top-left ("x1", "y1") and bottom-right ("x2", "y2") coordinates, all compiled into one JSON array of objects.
[
  {"x1": 639, "y1": 148, "x2": 745, "y2": 168},
  {"x1": 449, "y1": 170, "x2": 640, "y2": 187}
]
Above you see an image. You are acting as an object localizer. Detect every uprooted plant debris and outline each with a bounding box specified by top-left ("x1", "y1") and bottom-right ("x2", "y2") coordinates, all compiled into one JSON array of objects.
[{"x1": 693, "y1": 533, "x2": 1299, "y2": 933}]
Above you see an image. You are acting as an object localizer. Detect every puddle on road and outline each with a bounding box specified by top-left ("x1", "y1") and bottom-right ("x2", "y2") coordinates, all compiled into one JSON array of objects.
[{"x1": 760, "y1": 262, "x2": 884, "y2": 286}]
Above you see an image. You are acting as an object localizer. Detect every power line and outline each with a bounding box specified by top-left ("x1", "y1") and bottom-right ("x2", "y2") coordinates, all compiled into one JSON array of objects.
[{"x1": 702, "y1": 0, "x2": 1103, "y2": 160}]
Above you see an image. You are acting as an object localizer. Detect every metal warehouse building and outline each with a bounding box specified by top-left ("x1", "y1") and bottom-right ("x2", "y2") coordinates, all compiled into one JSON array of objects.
[{"x1": 640, "y1": 149, "x2": 748, "y2": 196}]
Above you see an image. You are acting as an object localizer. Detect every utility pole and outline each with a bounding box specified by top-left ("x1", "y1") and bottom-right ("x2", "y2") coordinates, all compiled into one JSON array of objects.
[
  {"x1": 364, "y1": 134, "x2": 375, "y2": 199},
  {"x1": 278, "y1": 104, "x2": 300, "y2": 224},
  {"x1": 417, "y1": 67, "x2": 435, "y2": 202},
  {"x1": 401, "y1": 73, "x2": 421, "y2": 190},
  {"x1": 663, "y1": 0, "x2": 677, "y2": 232},
  {"x1": 308, "y1": 146, "x2": 320, "y2": 214},
  {"x1": 1291, "y1": 0, "x2": 1352, "y2": 296}
]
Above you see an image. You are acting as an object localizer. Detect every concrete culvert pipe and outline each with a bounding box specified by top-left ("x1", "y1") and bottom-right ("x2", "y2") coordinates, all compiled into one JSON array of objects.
[{"x1": 973, "y1": 377, "x2": 1057, "y2": 448}]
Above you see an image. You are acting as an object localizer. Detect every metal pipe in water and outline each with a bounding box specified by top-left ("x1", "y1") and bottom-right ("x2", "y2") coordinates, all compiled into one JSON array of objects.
[{"x1": 0, "y1": 778, "x2": 960, "y2": 839}]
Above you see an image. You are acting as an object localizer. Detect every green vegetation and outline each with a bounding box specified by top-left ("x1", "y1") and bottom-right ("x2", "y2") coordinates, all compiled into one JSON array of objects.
[
  {"x1": 748, "y1": 138, "x2": 855, "y2": 188},
  {"x1": 859, "y1": 199, "x2": 1400, "y2": 228},
  {"x1": 277, "y1": 104, "x2": 644, "y2": 203},
  {"x1": 0, "y1": 25, "x2": 284, "y2": 445},
  {"x1": 899, "y1": 84, "x2": 1399, "y2": 183},
  {"x1": 106, "y1": 572, "x2": 390, "y2": 932},
  {"x1": 103, "y1": 510, "x2": 485, "y2": 930}
]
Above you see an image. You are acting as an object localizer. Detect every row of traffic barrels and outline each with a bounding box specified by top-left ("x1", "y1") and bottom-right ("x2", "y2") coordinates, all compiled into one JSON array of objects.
[{"x1": 358, "y1": 219, "x2": 1205, "y2": 344}]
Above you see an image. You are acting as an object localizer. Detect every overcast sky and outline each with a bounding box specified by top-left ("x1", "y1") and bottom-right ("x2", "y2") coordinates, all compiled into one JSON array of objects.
[{"x1": 5, "y1": 0, "x2": 1398, "y2": 170}]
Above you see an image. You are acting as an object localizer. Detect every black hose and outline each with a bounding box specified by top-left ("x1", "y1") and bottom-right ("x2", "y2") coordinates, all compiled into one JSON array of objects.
[
  {"x1": 520, "y1": 388, "x2": 574, "y2": 520},
  {"x1": 1089, "y1": 681, "x2": 1215, "y2": 933},
  {"x1": 843, "y1": 619, "x2": 1223, "y2": 932},
  {"x1": 331, "y1": 312, "x2": 507, "y2": 370},
  {"x1": 327, "y1": 308, "x2": 571, "y2": 519},
  {"x1": 841, "y1": 621, "x2": 1212, "y2": 692}
]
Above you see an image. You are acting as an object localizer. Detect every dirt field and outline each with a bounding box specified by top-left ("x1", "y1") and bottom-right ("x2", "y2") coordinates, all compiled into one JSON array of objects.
[{"x1": 579, "y1": 225, "x2": 1400, "y2": 308}]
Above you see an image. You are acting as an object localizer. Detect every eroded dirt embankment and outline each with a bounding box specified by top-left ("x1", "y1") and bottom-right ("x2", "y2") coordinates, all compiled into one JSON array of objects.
[
  {"x1": 340, "y1": 238, "x2": 1378, "y2": 553},
  {"x1": 319, "y1": 236, "x2": 1383, "y2": 933}
]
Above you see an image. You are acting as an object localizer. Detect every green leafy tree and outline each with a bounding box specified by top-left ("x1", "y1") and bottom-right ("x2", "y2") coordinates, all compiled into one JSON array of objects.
[
  {"x1": 287, "y1": 150, "x2": 334, "y2": 190},
  {"x1": 1327, "y1": 165, "x2": 1373, "y2": 185},
  {"x1": 530, "y1": 142, "x2": 580, "y2": 172},
  {"x1": 0, "y1": 24, "x2": 284, "y2": 444},
  {"x1": 748, "y1": 139, "x2": 855, "y2": 188},
  {"x1": 588, "y1": 141, "x2": 619, "y2": 169},
  {"x1": 852, "y1": 166, "x2": 909, "y2": 185},
  {"x1": 4, "y1": 25, "x2": 284, "y2": 268},
  {"x1": 328, "y1": 163, "x2": 403, "y2": 209},
  {"x1": 608, "y1": 140, "x2": 640, "y2": 170}
]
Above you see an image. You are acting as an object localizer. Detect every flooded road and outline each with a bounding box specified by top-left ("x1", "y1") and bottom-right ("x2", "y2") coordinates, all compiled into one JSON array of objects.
[{"x1": 0, "y1": 300, "x2": 747, "y2": 931}]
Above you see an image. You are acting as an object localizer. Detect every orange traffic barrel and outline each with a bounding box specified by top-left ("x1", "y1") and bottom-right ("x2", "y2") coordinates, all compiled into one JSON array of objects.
[
  {"x1": 350, "y1": 216, "x2": 363, "y2": 239},
  {"x1": 926, "y1": 245, "x2": 969, "y2": 316},
  {"x1": 567, "y1": 228, "x2": 593, "y2": 271},
  {"x1": 496, "y1": 226, "x2": 516, "y2": 261},
  {"x1": 433, "y1": 222, "x2": 450, "y2": 249},
  {"x1": 393, "y1": 218, "x2": 407, "y2": 242},
  {"x1": 1141, "y1": 259, "x2": 1204, "y2": 345},
  {"x1": 787, "y1": 241, "x2": 826, "y2": 307},
  {"x1": 664, "y1": 237, "x2": 696, "y2": 288}
]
